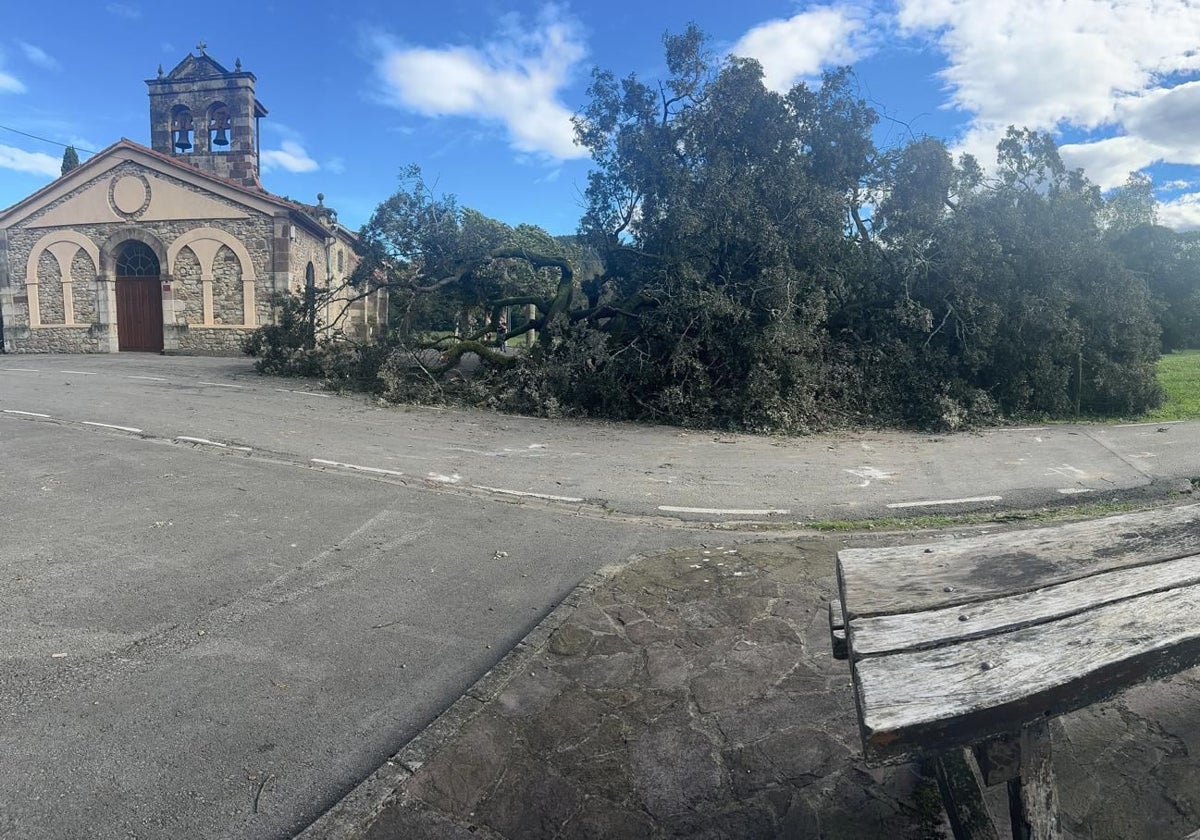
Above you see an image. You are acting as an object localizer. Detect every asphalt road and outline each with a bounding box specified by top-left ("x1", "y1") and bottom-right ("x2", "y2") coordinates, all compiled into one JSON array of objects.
[
  {"x1": 2, "y1": 354, "x2": 1198, "y2": 839},
  {"x1": 2, "y1": 355, "x2": 1198, "y2": 524}
]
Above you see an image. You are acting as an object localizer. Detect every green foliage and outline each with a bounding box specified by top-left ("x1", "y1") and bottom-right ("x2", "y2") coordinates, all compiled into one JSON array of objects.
[
  {"x1": 250, "y1": 27, "x2": 1179, "y2": 433},
  {"x1": 60, "y1": 146, "x2": 79, "y2": 176}
]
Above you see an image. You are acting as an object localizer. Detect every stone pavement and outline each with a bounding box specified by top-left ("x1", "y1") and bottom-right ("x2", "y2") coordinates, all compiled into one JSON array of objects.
[{"x1": 300, "y1": 531, "x2": 1200, "y2": 840}]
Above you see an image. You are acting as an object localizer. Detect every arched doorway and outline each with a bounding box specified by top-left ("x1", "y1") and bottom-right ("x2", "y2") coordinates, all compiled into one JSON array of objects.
[{"x1": 115, "y1": 240, "x2": 164, "y2": 352}]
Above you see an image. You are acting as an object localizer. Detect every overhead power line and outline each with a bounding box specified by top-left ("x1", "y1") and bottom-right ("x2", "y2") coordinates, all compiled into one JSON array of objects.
[{"x1": 0, "y1": 123, "x2": 97, "y2": 155}]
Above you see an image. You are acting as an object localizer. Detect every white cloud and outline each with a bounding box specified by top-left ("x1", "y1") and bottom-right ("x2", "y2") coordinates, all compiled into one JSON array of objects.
[
  {"x1": 19, "y1": 42, "x2": 58, "y2": 71},
  {"x1": 731, "y1": 5, "x2": 870, "y2": 92},
  {"x1": 325, "y1": 156, "x2": 346, "y2": 175},
  {"x1": 1157, "y1": 192, "x2": 1200, "y2": 230},
  {"x1": 0, "y1": 144, "x2": 60, "y2": 177},
  {"x1": 374, "y1": 6, "x2": 587, "y2": 161},
  {"x1": 260, "y1": 140, "x2": 319, "y2": 174},
  {"x1": 897, "y1": 0, "x2": 1200, "y2": 199},
  {"x1": 0, "y1": 71, "x2": 23, "y2": 94}
]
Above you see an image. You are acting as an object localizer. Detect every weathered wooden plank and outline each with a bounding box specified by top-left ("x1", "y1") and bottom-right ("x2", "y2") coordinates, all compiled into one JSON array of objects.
[
  {"x1": 849, "y1": 553, "x2": 1200, "y2": 658},
  {"x1": 837, "y1": 504, "x2": 1200, "y2": 618},
  {"x1": 1006, "y1": 722, "x2": 1061, "y2": 840},
  {"x1": 852, "y1": 581, "x2": 1200, "y2": 764},
  {"x1": 930, "y1": 749, "x2": 1001, "y2": 840},
  {"x1": 829, "y1": 598, "x2": 848, "y2": 660}
]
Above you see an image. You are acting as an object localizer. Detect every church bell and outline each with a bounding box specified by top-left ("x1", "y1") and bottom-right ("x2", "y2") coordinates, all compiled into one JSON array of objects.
[
  {"x1": 173, "y1": 130, "x2": 192, "y2": 151},
  {"x1": 211, "y1": 127, "x2": 230, "y2": 147}
]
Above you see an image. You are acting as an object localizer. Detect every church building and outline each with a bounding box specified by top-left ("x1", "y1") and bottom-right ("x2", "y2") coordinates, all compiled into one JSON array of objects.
[{"x1": 0, "y1": 47, "x2": 385, "y2": 355}]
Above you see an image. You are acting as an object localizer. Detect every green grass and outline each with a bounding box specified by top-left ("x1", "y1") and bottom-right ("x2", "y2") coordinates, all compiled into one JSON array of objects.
[{"x1": 1145, "y1": 350, "x2": 1200, "y2": 421}]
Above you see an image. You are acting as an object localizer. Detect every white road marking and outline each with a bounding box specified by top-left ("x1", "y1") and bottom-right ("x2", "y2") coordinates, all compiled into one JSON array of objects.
[
  {"x1": 476, "y1": 485, "x2": 586, "y2": 503},
  {"x1": 175, "y1": 436, "x2": 252, "y2": 452},
  {"x1": 311, "y1": 458, "x2": 404, "y2": 477},
  {"x1": 657, "y1": 505, "x2": 791, "y2": 516},
  {"x1": 886, "y1": 495, "x2": 1002, "y2": 509},
  {"x1": 2, "y1": 368, "x2": 40, "y2": 372},
  {"x1": 199, "y1": 381, "x2": 246, "y2": 389},
  {"x1": 59, "y1": 370, "x2": 96, "y2": 376},
  {"x1": 426, "y1": 472, "x2": 462, "y2": 484},
  {"x1": 1046, "y1": 464, "x2": 1087, "y2": 479},
  {"x1": 844, "y1": 467, "x2": 895, "y2": 488},
  {"x1": 275, "y1": 388, "x2": 331, "y2": 398},
  {"x1": 2, "y1": 409, "x2": 51, "y2": 418},
  {"x1": 985, "y1": 426, "x2": 1049, "y2": 433},
  {"x1": 1057, "y1": 488, "x2": 1095, "y2": 495},
  {"x1": 1114, "y1": 420, "x2": 1184, "y2": 428},
  {"x1": 83, "y1": 421, "x2": 143, "y2": 433},
  {"x1": 128, "y1": 375, "x2": 169, "y2": 382}
]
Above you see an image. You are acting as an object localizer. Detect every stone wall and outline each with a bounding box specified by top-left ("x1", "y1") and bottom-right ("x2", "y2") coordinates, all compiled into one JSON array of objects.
[
  {"x1": 37, "y1": 251, "x2": 64, "y2": 324},
  {"x1": 173, "y1": 245, "x2": 204, "y2": 323},
  {"x1": 71, "y1": 249, "x2": 97, "y2": 323},
  {"x1": 212, "y1": 244, "x2": 243, "y2": 325},
  {"x1": 17, "y1": 325, "x2": 106, "y2": 353},
  {"x1": 175, "y1": 326, "x2": 253, "y2": 355}
]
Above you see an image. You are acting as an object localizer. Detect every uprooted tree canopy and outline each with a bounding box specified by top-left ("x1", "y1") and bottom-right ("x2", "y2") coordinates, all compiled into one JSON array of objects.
[{"x1": 248, "y1": 25, "x2": 1178, "y2": 431}]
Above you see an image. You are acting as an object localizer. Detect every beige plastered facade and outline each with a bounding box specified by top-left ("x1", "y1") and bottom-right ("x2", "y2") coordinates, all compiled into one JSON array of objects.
[{"x1": 0, "y1": 140, "x2": 383, "y2": 355}]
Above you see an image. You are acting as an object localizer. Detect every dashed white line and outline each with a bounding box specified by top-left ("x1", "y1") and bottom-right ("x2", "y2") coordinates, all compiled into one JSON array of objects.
[
  {"x1": 985, "y1": 426, "x2": 1049, "y2": 433},
  {"x1": 1057, "y1": 488, "x2": 1095, "y2": 495},
  {"x1": 475, "y1": 485, "x2": 586, "y2": 503},
  {"x1": 275, "y1": 388, "x2": 331, "y2": 398},
  {"x1": 886, "y1": 495, "x2": 1002, "y2": 509},
  {"x1": 311, "y1": 458, "x2": 404, "y2": 477},
  {"x1": 3, "y1": 368, "x2": 41, "y2": 373},
  {"x1": 60, "y1": 370, "x2": 96, "y2": 376},
  {"x1": 199, "y1": 381, "x2": 246, "y2": 389},
  {"x1": 83, "y1": 421, "x2": 143, "y2": 433},
  {"x1": 128, "y1": 375, "x2": 169, "y2": 382},
  {"x1": 2, "y1": 409, "x2": 52, "y2": 418},
  {"x1": 657, "y1": 505, "x2": 791, "y2": 516}
]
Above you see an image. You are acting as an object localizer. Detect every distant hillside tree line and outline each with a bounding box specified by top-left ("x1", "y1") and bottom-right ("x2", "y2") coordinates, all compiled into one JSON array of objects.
[{"x1": 247, "y1": 27, "x2": 1200, "y2": 431}]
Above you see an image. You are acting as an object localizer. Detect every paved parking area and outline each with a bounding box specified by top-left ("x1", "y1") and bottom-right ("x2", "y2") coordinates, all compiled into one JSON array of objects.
[{"x1": 0, "y1": 418, "x2": 701, "y2": 838}]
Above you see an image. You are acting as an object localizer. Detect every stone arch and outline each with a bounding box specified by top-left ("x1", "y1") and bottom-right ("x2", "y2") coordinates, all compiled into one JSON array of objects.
[
  {"x1": 24, "y1": 230, "x2": 100, "y2": 328},
  {"x1": 100, "y1": 227, "x2": 168, "y2": 278},
  {"x1": 167, "y1": 228, "x2": 257, "y2": 326}
]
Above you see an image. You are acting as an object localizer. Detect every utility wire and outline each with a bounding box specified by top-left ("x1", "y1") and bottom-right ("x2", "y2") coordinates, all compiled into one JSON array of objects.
[{"x1": 0, "y1": 123, "x2": 96, "y2": 155}]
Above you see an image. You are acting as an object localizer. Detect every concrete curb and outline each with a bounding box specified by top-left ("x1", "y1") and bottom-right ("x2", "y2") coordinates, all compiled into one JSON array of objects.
[{"x1": 293, "y1": 555, "x2": 651, "y2": 839}]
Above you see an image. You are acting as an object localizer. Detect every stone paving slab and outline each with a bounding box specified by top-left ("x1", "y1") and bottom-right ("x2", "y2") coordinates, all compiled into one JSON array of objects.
[{"x1": 300, "y1": 532, "x2": 1200, "y2": 840}]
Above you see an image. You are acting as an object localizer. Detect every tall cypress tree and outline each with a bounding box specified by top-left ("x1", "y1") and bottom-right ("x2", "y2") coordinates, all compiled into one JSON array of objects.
[{"x1": 60, "y1": 146, "x2": 80, "y2": 175}]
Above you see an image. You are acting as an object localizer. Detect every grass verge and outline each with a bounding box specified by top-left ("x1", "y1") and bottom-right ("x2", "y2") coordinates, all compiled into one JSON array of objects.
[{"x1": 1144, "y1": 350, "x2": 1200, "y2": 421}]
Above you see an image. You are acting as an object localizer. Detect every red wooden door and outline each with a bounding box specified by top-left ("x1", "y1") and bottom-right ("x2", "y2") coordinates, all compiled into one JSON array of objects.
[{"x1": 116, "y1": 277, "x2": 164, "y2": 352}]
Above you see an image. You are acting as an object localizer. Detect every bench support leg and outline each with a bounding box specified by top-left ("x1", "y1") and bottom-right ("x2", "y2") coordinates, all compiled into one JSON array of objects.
[
  {"x1": 1006, "y1": 721, "x2": 1061, "y2": 840},
  {"x1": 931, "y1": 749, "x2": 1001, "y2": 840}
]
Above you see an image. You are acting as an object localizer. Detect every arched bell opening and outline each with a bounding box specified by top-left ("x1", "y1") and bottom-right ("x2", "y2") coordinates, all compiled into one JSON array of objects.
[
  {"x1": 170, "y1": 105, "x2": 194, "y2": 154},
  {"x1": 208, "y1": 102, "x2": 231, "y2": 152}
]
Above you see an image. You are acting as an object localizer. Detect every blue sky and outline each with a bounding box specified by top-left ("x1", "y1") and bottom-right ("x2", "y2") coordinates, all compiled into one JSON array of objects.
[{"x1": 4, "y1": 1, "x2": 1200, "y2": 233}]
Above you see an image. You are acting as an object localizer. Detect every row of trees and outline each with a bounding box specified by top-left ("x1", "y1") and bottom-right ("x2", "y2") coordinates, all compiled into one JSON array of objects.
[{"x1": 252, "y1": 27, "x2": 1199, "y2": 431}]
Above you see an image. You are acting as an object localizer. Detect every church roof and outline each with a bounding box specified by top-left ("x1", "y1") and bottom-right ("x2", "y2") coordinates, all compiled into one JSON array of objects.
[{"x1": 0, "y1": 138, "x2": 346, "y2": 242}]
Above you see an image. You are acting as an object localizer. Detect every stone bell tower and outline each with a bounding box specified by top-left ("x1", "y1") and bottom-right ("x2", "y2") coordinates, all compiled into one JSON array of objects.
[{"x1": 146, "y1": 43, "x2": 268, "y2": 189}]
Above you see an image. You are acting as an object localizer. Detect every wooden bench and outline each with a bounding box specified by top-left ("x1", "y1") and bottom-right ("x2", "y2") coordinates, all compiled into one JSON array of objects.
[{"x1": 831, "y1": 503, "x2": 1200, "y2": 840}]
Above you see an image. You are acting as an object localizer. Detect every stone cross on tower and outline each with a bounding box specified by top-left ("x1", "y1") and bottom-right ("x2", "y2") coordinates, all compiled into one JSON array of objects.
[{"x1": 196, "y1": 40, "x2": 207, "y2": 56}]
